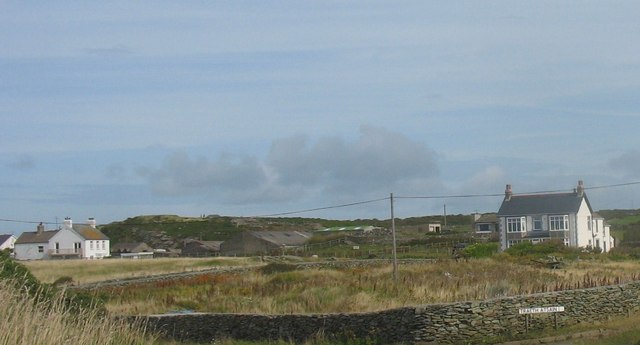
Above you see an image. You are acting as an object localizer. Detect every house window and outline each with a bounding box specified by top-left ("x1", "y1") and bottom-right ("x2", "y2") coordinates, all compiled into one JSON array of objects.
[
  {"x1": 533, "y1": 216, "x2": 543, "y2": 231},
  {"x1": 101, "y1": 241, "x2": 105, "y2": 250},
  {"x1": 587, "y1": 216, "x2": 592, "y2": 231},
  {"x1": 90, "y1": 241, "x2": 94, "y2": 250},
  {"x1": 38, "y1": 246, "x2": 44, "y2": 253},
  {"x1": 507, "y1": 217, "x2": 526, "y2": 233},
  {"x1": 549, "y1": 215, "x2": 569, "y2": 231}
]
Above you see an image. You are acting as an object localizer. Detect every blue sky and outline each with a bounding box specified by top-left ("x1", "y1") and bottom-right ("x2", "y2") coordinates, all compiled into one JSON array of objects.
[{"x1": 2, "y1": 1, "x2": 640, "y2": 231}]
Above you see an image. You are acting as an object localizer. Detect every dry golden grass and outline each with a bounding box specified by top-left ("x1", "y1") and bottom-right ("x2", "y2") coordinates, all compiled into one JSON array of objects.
[
  {"x1": 22, "y1": 256, "x2": 258, "y2": 284},
  {"x1": 98, "y1": 258, "x2": 640, "y2": 316},
  {"x1": 0, "y1": 278, "x2": 157, "y2": 345}
]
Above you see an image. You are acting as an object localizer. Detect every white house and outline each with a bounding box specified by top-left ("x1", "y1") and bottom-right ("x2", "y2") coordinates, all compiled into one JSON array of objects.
[
  {"x1": 497, "y1": 181, "x2": 615, "y2": 252},
  {"x1": 0, "y1": 234, "x2": 16, "y2": 251},
  {"x1": 14, "y1": 218, "x2": 110, "y2": 260}
]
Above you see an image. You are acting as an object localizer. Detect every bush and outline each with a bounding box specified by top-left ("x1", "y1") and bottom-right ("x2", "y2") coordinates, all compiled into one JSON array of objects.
[
  {"x1": 462, "y1": 243, "x2": 499, "y2": 258},
  {"x1": 259, "y1": 262, "x2": 298, "y2": 274},
  {"x1": 504, "y1": 241, "x2": 581, "y2": 259}
]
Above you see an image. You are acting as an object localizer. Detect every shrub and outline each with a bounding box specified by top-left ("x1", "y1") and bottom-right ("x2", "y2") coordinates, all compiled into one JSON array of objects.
[
  {"x1": 462, "y1": 243, "x2": 499, "y2": 258},
  {"x1": 259, "y1": 263, "x2": 298, "y2": 274}
]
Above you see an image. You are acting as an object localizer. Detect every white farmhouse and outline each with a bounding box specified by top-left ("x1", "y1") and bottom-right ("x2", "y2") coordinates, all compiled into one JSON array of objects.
[
  {"x1": 14, "y1": 218, "x2": 110, "y2": 260},
  {"x1": 0, "y1": 234, "x2": 16, "y2": 251},
  {"x1": 497, "y1": 181, "x2": 615, "y2": 252}
]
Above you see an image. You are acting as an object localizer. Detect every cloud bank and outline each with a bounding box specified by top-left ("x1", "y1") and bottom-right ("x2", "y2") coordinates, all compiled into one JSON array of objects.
[{"x1": 144, "y1": 126, "x2": 440, "y2": 205}]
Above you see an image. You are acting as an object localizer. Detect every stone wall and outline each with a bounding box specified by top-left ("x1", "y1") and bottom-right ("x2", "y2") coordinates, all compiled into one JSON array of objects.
[{"x1": 135, "y1": 281, "x2": 640, "y2": 344}]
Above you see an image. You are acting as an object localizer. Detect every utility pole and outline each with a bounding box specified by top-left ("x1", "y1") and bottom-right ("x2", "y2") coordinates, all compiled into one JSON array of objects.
[
  {"x1": 390, "y1": 193, "x2": 398, "y2": 282},
  {"x1": 443, "y1": 204, "x2": 447, "y2": 230}
]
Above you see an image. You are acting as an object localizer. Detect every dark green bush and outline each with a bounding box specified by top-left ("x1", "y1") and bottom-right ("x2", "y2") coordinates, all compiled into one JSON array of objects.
[
  {"x1": 462, "y1": 243, "x2": 499, "y2": 258},
  {"x1": 259, "y1": 262, "x2": 298, "y2": 275}
]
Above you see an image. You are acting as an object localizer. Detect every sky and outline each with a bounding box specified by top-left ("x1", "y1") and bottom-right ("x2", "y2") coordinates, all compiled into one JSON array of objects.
[{"x1": 2, "y1": 1, "x2": 640, "y2": 232}]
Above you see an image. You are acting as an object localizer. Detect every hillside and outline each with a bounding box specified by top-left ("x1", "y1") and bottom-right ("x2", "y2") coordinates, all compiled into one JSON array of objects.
[
  {"x1": 98, "y1": 214, "x2": 473, "y2": 249},
  {"x1": 598, "y1": 209, "x2": 640, "y2": 246}
]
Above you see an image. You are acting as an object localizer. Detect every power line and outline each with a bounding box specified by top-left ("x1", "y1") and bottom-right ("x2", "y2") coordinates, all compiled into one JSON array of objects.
[
  {"x1": 1, "y1": 180, "x2": 639, "y2": 225},
  {"x1": 256, "y1": 197, "x2": 390, "y2": 217}
]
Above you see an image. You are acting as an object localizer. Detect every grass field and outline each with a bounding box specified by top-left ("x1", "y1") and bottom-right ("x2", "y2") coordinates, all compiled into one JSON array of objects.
[
  {"x1": 23, "y1": 256, "x2": 258, "y2": 284},
  {"x1": 23, "y1": 256, "x2": 640, "y2": 316}
]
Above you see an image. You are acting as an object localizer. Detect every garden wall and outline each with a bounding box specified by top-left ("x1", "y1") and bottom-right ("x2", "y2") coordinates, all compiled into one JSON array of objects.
[{"x1": 137, "y1": 281, "x2": 640, "y2": 344}]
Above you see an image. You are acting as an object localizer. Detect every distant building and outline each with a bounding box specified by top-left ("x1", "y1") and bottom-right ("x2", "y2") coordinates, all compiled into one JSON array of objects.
[
  {"x1": 14, "y1": 218, "x2": 110, "y2": 260},
  {"x1": 497, "y1": 181, "x2": 614, "y2": 252},
  {"x1": 316, "y1": 225, "x2": 376, "y2": 233},
  {"x1": 182, "y1": 240, "x2": 223, "y2": 257},
  {"x1": 111, "y1": 242, "x2": 153, "y2": 256},
  {"x1": 0, "y1": 234, "x2": 16, "y2": 251},
  {"x1": 473, "y1": 213, "x2": 498, "y2": 235},
  {"x1": 220, "y1": 230, "x2": 312, "y2": 256},
  {"x1": 427, "y1": 223, "x2": 442, "y2": 233}
]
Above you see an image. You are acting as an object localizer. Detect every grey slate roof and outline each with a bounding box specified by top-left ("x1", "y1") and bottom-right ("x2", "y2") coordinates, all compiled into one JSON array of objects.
[
  {"x1": 0, "y1": 234, "x2": 14, "y2": 246},
  {"x1": 497, "y1": 192, "x2": 591, "y2": 216},
  {"x1": 474, "y1": 213, "x2": 498, "y2": 223},
  {"x1": 111, "y1": 242, "x2": 152, "y2": 253},
  {"x1": 15, "y1": 230, "x2": 59, "y2": 244},
  {"x1": 249, "y1": 231, "x2": 312, "y2": 246}
]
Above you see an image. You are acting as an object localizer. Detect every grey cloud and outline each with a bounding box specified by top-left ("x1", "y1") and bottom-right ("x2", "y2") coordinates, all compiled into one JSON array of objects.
[
  {"x1": 7, "y1": 155, "x2": 35, "y2": 171},
  {"x1": 147, "y1": 151, "x2": 267, "y2": 199},
  {"x1": 145, "y1": 126, "x2": 440, "y2": 205},
  {"x1": 267, "y1": 125, "x2": 440, "y2": 194},
  {"x1": 609, "y1": 150, "x2": 640, "y2": 178}
]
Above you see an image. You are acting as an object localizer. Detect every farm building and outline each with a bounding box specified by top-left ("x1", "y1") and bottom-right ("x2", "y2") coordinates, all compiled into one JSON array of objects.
[
  {"x1": 111, "y1": 242, "x2": 153, "y2": 256},
  {"x1": 182, "y1": 240, "x2": 223, "y2": 257},
  {"x1": 219, "y1": 230, "x2": 312, "y2": 256}
]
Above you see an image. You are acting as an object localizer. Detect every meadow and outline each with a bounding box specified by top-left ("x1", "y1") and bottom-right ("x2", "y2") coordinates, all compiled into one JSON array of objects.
[
  {"x1": 23, "y1": 256, "x2": 257, "y2": 284},
  {"x1": 24, "y1": 256, "x2": 640, "y2": 316}
]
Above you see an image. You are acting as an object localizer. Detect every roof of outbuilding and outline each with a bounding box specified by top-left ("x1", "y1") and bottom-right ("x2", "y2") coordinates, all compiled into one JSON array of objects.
[
  {"x1": 15, "y1": 230, "x2": 60, "y2": 244},
  {"x1": 474, "y1": 213, "x2": 498, "y2": 223},
  {"x1": 111, "y1": 242, "x2": 151, "y2": 252},
  {"x1": 249, "y1": 231, "x2": 312, "y2": 246},
  {"x1": 0, "y1": 234, "x2": 15, "y2": 245},
  {"x1": 497, "y1": 192, "x2": 591, "y2": 216}
]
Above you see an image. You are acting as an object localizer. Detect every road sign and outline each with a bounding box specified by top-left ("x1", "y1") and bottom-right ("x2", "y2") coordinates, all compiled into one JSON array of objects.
[{"x1": 519, "y1": 306, "x2": 564, "y2": 314}]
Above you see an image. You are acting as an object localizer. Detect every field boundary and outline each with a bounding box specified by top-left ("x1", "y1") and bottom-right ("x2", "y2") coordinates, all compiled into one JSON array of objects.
[{"x1": 133, "y1": 280, "x2": 640, "y2": 344}]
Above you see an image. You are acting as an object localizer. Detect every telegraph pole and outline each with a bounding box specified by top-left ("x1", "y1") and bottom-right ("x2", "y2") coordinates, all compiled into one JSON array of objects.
[{"x1": 390, "y1": 193, "x2": 398, "y2": 282}]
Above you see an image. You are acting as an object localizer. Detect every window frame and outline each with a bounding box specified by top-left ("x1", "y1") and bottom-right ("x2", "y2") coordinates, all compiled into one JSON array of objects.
[
  {"x1": 549, "y1": 215, "x2": 569, "y2": 231},
  {"x1": 507, "y1": 217, "x2": 526, "y2": 233}
]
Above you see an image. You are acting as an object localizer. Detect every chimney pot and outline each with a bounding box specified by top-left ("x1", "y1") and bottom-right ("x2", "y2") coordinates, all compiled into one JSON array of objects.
[
  {"x1": 505, "y1": 184, "x2": 513, "y2": 201},
  {"x1": 576, "y1": 180, "x2": 585, "y2": 197}
]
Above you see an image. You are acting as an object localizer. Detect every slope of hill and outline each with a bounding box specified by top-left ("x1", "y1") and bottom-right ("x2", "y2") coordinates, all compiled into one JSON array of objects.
[{"x1": 98, "y1": 214, "x2": 473, "y2": 249}]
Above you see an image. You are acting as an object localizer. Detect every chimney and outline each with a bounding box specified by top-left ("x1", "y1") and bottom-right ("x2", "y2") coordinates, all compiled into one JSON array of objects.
[
  {"x1": 63, "y1": 217, "x2": 73, "y2": 230},
  {"x1": 576, "y1": 180, "x2": 584, "y2": 197},
  {"x1": 87, "y1": 217, "x2": 96, "y2": 228},
  {"x1": 36, "y1": 222, "x2": 44, "y2": 235},
  {"x1": 505, "y1": 184, "x2": 513, "y2": 201}
]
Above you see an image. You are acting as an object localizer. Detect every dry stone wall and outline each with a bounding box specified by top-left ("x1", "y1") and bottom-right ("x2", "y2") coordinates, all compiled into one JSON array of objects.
[{"x1": 136, "y1": 281, "x2": 640, "y2": 344}]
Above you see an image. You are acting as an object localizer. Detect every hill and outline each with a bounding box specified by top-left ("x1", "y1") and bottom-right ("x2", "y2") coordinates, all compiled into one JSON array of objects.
[
  {"x1": 598, "y1": 209, "x2": 640, "y2": 246},
  {"x1": 98, "y1": 213, "x2": 473, "y2": 249}
]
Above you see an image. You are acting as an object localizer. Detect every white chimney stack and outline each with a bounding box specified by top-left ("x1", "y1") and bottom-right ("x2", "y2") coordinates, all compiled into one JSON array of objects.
[
  {"x1": 63, "y1": 217, "x2": 73, "y2": 230},
  {"x1": 87, "y1": 217, "x2": 96, "y2": 228}
]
